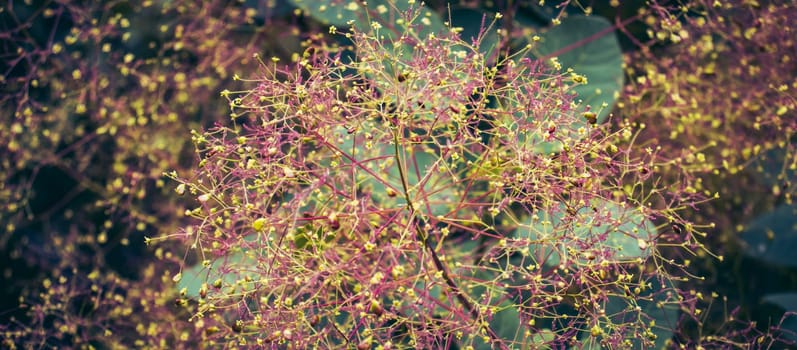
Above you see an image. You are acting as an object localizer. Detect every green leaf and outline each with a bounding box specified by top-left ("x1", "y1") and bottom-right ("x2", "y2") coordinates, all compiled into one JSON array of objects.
[
  {"x1": 763, "y1": 295, "x2": 797, "y2": 343},
  {"x1": 749, "y1": 145, "x2": 796, "y2": 189},
  {"x1": 513, "y1": 2, "x2": 555, "y2": 28},
  {"x1": 513, "y1": 198, "x2": 655, "y2": 267},
  {"x1": 763, "y1": 293, "x2": 797, "y2": 312},
  {"x1": 760, "y1": 294, "x2": 797, "y2": 345},
  {"x1": 582, "y1": 278, "x2": 680, "y2": 350},
  {"x1": 178, "y1": 241, "x2": 260, "y2": 299},
  {"x1": 471, "y1": 301, "x2": 554, "y2": 350},
  {"x1": 519, "y1": 15, "x2": 623, "y2": 154},
  {"x1": 287, "y1": 0, "x2": 448, "y2": 84},
  {"x1": 780, "y1": 316, "x2": 797, "y2": 344},
  {"x1": 739, "y1": 204, "x2": 797, "y2": 268},
  {"x1": 333, "y1": 125, "x2": 461, "y2": 217},
  {"x1": 287, "y1": 0, "x2": 375, "y2": 30},
  {"x1": 371, "y1": 145, "x2": 460, "y2": 217},
  {"x1": 463, "y1": 267, "x2": 501, "y2": 305},
  {"x1": 536, "y1": 15, "x2": 623, "y2": 124},
  {"x1": 288, "y1": 0, "x2": 446, "y2": 39},
  {"x1": 331, "y1": 0, "x2": 448, "y2": 86},
  {"x1": 476, "y1": 302, "x2": 521, "y2": 350}
]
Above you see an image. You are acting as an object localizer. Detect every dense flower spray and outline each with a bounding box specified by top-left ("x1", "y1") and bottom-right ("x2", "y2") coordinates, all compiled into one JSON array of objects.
[
  {"x1": 0, "y1": 0, "x2": 293, "y2": 347},
  {"x1": 3, "y1": 0, "x2": 794, "y2": 348},
  {"x1": 167, "y1": 4, "x2": 705, "y2": 348},
  {"x1": 617, "y1": 1, "x2": 797, "y2": 345}
]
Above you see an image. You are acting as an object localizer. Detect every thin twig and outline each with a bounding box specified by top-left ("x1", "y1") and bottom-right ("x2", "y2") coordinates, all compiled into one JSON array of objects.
[{"x1": 392, "y1": 129, "x2": 508, "y2": 350}]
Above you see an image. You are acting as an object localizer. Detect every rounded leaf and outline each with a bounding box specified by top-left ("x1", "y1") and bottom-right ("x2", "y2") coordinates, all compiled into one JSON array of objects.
[
  {"x1": 513, "y1": 198, "x2": 656, "y2": 267},
  {"x1": 740, "y1": 204, "x2": 797, "y2": 268},
  {"x1": 536, "y1": 15, "x2": 623, "y2": 125},
  {"x1": 582, "y1": 278, "x2": 680, "y2": 349},
  {"x1": 516, "y1": 15, "x2": 623, "y2": 154}
]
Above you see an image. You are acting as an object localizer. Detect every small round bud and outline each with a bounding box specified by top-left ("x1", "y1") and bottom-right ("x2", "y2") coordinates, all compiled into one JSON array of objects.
[{"x1": 583, "y1": 111, "x2": 597, "y2": 125}]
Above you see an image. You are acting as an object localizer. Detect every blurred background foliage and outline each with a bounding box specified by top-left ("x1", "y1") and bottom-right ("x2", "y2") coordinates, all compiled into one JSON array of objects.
[{"x1": 0, "y1": 0, "x2": 795, "y2": 348}]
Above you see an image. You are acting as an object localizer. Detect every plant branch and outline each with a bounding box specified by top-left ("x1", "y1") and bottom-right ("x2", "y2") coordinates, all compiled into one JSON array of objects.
[{"x1": 392, "y1": 129, "x2": 507, "y2": 350}]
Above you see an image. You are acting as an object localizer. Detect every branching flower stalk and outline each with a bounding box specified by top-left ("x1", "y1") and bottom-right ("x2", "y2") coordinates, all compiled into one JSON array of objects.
[
  {"x1": 165, "y1": 3, "x2": 705, "y2": 349},
  {"x1": 392, "y1": 127, "x2": 506, "y2": 349},
  {"x1": 4, "y1": 0, "x2": 794, "y2": 348},
  {"x1": 1, "y1": 0, "x2": 294, "y2": 347}
]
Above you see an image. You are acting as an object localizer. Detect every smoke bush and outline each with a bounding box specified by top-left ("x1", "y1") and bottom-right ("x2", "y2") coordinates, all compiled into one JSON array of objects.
[{"x1": 167, "y1": 4, "x2": 703, "y2": 349}]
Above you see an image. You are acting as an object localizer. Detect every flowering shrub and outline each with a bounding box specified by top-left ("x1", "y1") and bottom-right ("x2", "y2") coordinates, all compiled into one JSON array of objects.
[
  {"x1": 615, "y1": 1, "x2": 797, "y2": 345},
  {"x1": 619, "y1": 0, "x2": 796, "y2": 212},
  {"x1": 167, "y1": 3, "x2": 705, "y2": 348},
  {"x1": 3, "y1": 0, "x2": 793, "y2": 348},
  {"x1": 0, "y1": 0, "x2": 298, "y2": 347}
]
